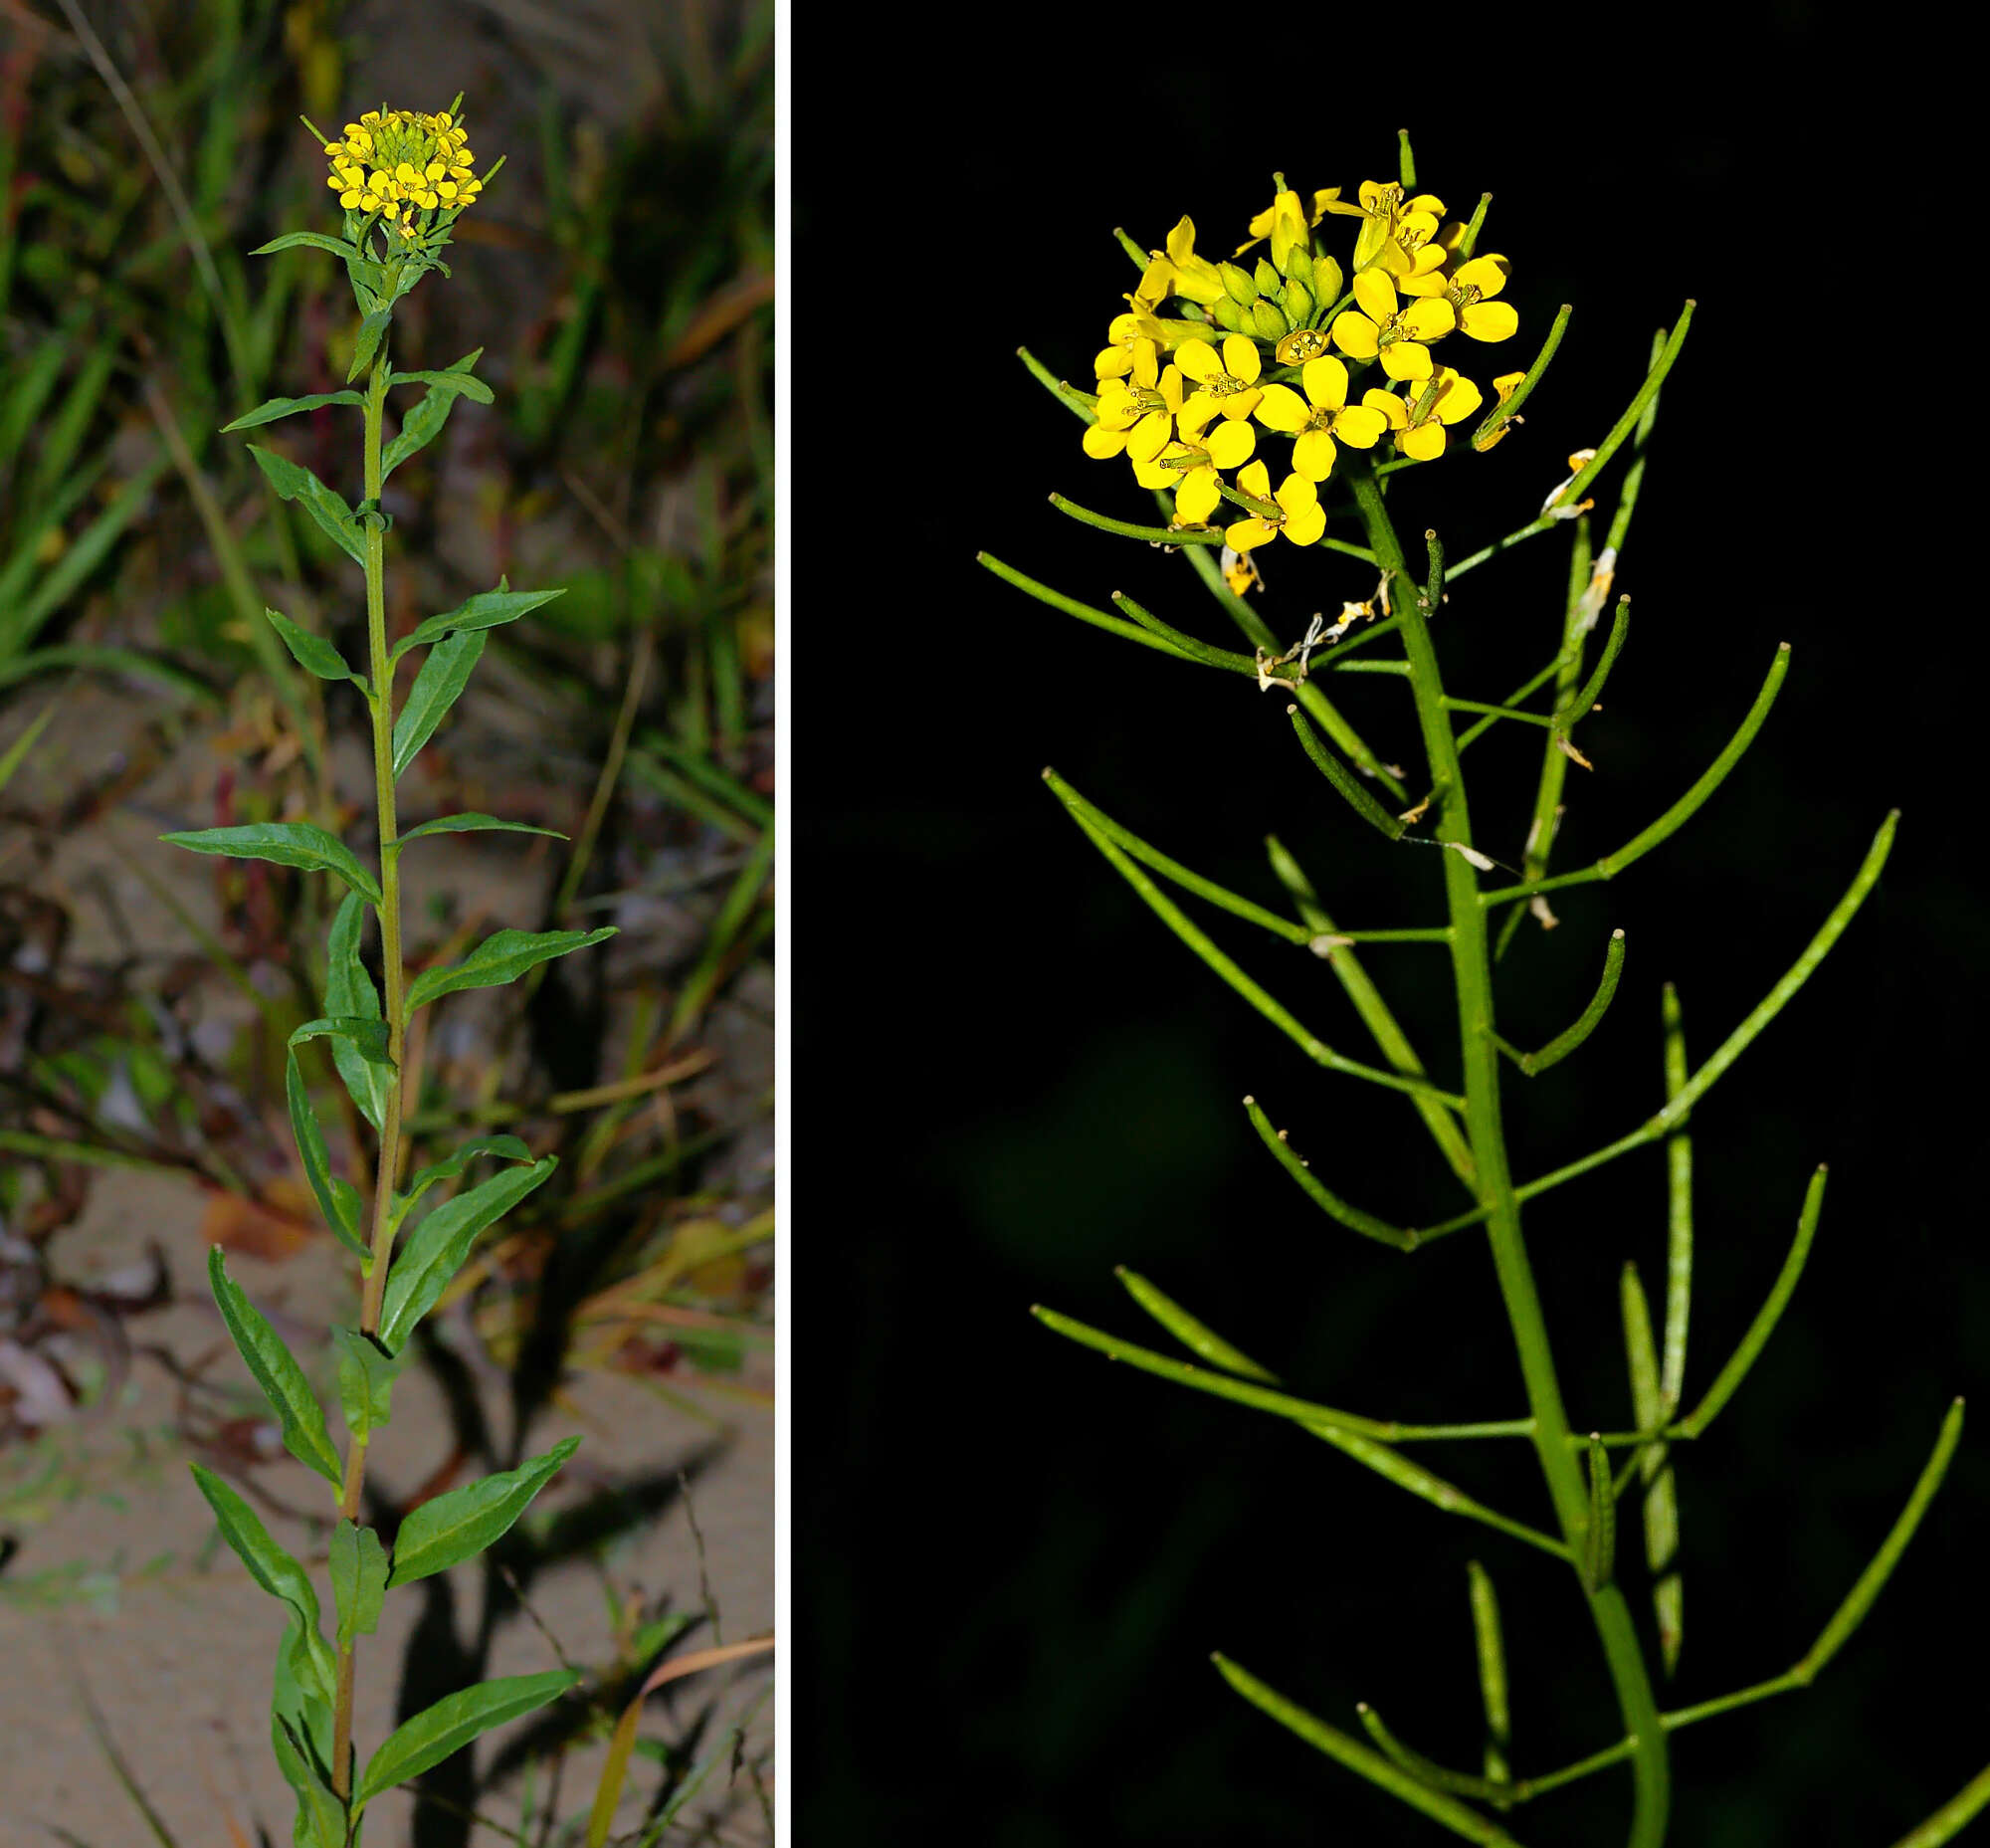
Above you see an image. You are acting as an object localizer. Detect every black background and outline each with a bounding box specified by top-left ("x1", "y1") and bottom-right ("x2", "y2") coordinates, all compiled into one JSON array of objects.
[{"x1": 797, "y1": 7, "x2": 1986, "y2": 1842}]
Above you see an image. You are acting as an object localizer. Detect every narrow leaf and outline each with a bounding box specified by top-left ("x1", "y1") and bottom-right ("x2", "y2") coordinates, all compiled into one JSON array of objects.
[
  {"x1": 246, "y1": 445, "x2": 364, "y2": 567},
  {"x1": 387, "y1": 1437, "x2": 581, "y2": 1586},
  {"x1": 221, "y1": 391, "x2": 364, "y2": 433},
  {"x1": 189, "y1": 1464, "x2": 334, "y2": 1700},
  {"x1": 265, "y1": 608, "x2": 356, "y2": 683},
  {"x1": 396, "y1": 1133, "x2": 536, "y2": 1227},
  {"x1": 408, "y1": 927, "x2": 617, "y2": 1011},
  {"x1": 382, "y1": 348, "x2": 484, "y2": 477},
  {"x1": 345, "y1": 310, "x2": 392, "y2": 384},
  {"x1": 330, "y1": 1520, "x2": 388, "y2": 1651},
  {"x1": 323, "y1": 893, "x2": 388, "y2": 1132},
  {"x1": 388, "y1": 581, "x2": 569, "y2": 665},
  {"x1": 391, "y1": 366, "x2": 495, "y2": 404},
  {"x1": 354, "y1": 1670, "x2": 580, "y2": 1809},
  {"x1": 249, "y1": 231, "x2": 365, "y2": 260},
  {"x1": 391, "y1": 813, "x2": 568, "y2": 852},
  {"x1": 378, "y1": 1158, "x2": 558, "y2": 1353},
  {"x1": 207, "y1": 1248, "x2": 342, "y2": 1485},
  {"x1": 330, "y1": 1326, "x2": 398, "y2": 1442},
  {"x1": 271, "y1": 1713, "x2": 346, "y2": 1848},
  {"x1": 163, "y1": 822, "x2": 381, "y2": 906},
  {"x1": 392, "y1": 627, "x2": 486, "y2": 776}
]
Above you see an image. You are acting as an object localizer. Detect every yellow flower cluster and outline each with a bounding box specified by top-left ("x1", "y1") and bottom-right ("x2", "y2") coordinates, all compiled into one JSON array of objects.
[
  {"x1": 1083, "y1": 176, "x2": 1526, "y2": 552},
  {"x1": 320, "y1": 104, "x2": 483, "y2": 241}
]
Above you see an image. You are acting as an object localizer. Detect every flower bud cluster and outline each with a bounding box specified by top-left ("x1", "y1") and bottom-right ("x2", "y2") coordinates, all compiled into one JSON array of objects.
[{"x1": 1085, "y1": 176, "x2": 1527, "y2": 553}]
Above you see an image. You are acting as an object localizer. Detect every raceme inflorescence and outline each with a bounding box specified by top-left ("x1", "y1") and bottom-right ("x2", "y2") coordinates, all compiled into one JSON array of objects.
[
  {"x1": 168, "y1": 102, "x2": 611, "y2": 1843},
  {"x1": 983, "y1": 133, "x2": 1981, "y2": 1846}
]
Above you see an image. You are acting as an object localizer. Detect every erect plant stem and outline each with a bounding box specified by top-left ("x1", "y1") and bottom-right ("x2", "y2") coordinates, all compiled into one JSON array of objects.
[
  {"x1": 331, "y1": 341, "x2": 410, "y2": 1805},
  {"x1": 1350, "y1": 465, "x2": 1671, "y2": 1848}
]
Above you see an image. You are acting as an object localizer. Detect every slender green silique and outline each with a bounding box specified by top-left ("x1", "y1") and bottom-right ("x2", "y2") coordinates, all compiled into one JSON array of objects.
[{"x1": 1005, "y1": 152, "x2": 1963, "y2": 1844}]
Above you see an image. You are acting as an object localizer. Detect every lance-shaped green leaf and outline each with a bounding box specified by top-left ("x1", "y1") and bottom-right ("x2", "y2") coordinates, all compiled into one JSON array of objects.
[
  {"x1": 390, "y1": 813, "x2": 568, "y2": 854},
  {"x1": 353, "y1": 1670, "x2": 581, "y2": 1811},
  {"x1": 391, "y1": 366, "x2": 495, "y2": 403},
  {"x1": 271, "y1": 1609, "x2": 334, "y2": 1772},
  {"x1": 323, "y1": 893, "x2": 388, "y2": 1132},
  {"x1": 331, "y1": 1326, "x2": 399, "y2": 1443},
  {"x1": 409, "y1": 926, "x2": 617, "y2": 1011},
  {"x1": 1674, "y1": 1166, "x2": 1827, "y2": 1439},
  {"x1": 285, "y1": 1018, "x2": 390, "y2": 1257},
  {"x1": 1497, "y1": 930, "x2": 1625, "y2": 1076},
  {"x1": 1288, "y1": 705, "x2": 1407, "y2": 840},
  {"x1": 207, "y1": 1248, "x2": 342, "y2": 1486},
  {"x1": 221, "y1": 390, "x2": 364, "y2": 433},
  {"x1": 394, "y1": 1133, "x2": 536, "y2": 1230},
  {"x1": 386, "y1": 1436, "x2": 580, "y2": 1587},
  {"x1": 382, "y1": 347, "x2": 485, "y2": 477},
  {"x1": 1467, "y1": 1562, "x2": 1510, "y2": 1784},
  {"x1": 246, "y1": 444, "x2": 364, "y2": 567},
  {"x1": 330, "y1": 1520, "x2": 388, "y2": 1651},
  {"x1": 190, "y1": 1464, "x2": 335, "y2": 1700},
  {"x1": 264, "y1": 608, "x2": 358, "y2": 684},
  {"x1": 378, "y1": 1157, "x2": 558, "y2": 1353},
  {"x1": 273, "y1": 1711, "x2": 347, "y2": 1848},
  {"x1": 392, "y1": 627, "x2": 486, "y2": 777},
  {"x1": 249, "y1": 230, "x2": 367, "y2": 261},
  {"x1": 388, "y1": 580, "x2": 569, "y2": 665},
  {"x1": 162, "y1": 821, "x2": 382, "y2": 906},
  {"x1": 345, "y1": 309, "x2": 392, "y2": 384},
  {"x1": 1114, "y1": 1268, "x2": 1277, "y2": 1381},
  {"x1": 1243, "y1": 1096, "x2": 1419, "y2": 1250},
  {"x1": 1622, "y1": 1262, "x2": 1683, "y2": 1674},
  {"x1": 1213, "y1": 1655, "x2": 1531, "y2": 1846}
]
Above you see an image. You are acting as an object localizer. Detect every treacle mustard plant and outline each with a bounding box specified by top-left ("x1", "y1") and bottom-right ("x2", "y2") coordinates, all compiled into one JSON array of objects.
[
  {"x1": 167, "y1": 100, "x2": 615, "y2": 1843},
  {"x1": 985, "y1": 133, "x2": 1980, "y2": 1845}
]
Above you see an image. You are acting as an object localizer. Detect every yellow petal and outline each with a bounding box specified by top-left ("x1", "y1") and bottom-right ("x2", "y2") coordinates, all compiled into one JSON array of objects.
[
  {"x1": 1220, "y1": 390, "x2": 1262, "y2": 421},
  {"x1": 1362, "y1": 388, "x2": 1408, "y2": 431},
  {"x1": 1130, "y1": 339, "x2": 1160, "y2": 389},
  {"x1": 1331, "y1": 311, "x2": 1380, "y2": 360},
  {"x1": 1454, "y1": 255, "x2": 1510, "y2": 299},
  {"x1": 1094, "y1": 346, "x2": 1133, "y2": 380},
  {"x1": 1283, "y1": 500, "x2": 1326, "y2": 546},
  {"x1": 1292, "y1": 429, "x2": 1338, "y2": 482},
  {"x1": 1461, "y1": 301, "x2": 1520, "y2": 342},
  {"x1": 1254, "y1": 383, "x2": 1310, "y2": 434},
  {"x1": 1083, "y1": 422, "x2": 1128, "y2": 459},
  {"x1": 1401, "y1": 299, "x2": 1457, "y2": 341},
  {"x1": 1276, "y1": 474, "x2": 1318, "y2": 519},
  {"x1": 1237, "y1": 460, "x2": 1271, "y2": 501},
  {"x1": 1226, "y1": 517, "x2": 1277, "y2": 552},
  {"x1": 1401, "y1": 423, "x2": 1447, "y2": 461},
  {"x1": 1204, "y1": 419, "x2": 1256, "y2": 469},
  {"x1": 1381, "y1": 342, "x2": 1433, "y2": 382},
  {"x1": 1127, "y1": 410, "x2": 1174, "y2": 464},
  {"x1": 1222, "y1": 335, "x2": 1262, "y2": 385},
  {"x1": 1434, "y1": 373, "x2": 1484, "y2": 424},
  {"x1": 1407, "y1": 193, "x2": 1446, "y2": 219},
  {"x1": 1175, "y1": 337, "x2": 1222, "y2": 385},
  {"x1": 1166, "y1": 216, "x2": 1198, "y2": 265},
  {"x1": 1175, "y1": 469, "x2": 1221, "y2": 524},
  {"x1": 1352, "y1": 269, "x2": 1397, "y2": 322},
  {"x1": 1332, "y1": 404, "x2": 1388, "y2": 449},
  {"x1": 1301, "y1": 355, "x2": 1350, "y2": 409}
]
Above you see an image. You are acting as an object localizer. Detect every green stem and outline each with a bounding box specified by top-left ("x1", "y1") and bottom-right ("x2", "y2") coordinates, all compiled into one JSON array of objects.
[
  {"x1": 331, "y1": 335, "x2": 410, "y2": 1805},
  {"x1": 1351, "y1": 466, "x2": 1670, "y2": 1847}
]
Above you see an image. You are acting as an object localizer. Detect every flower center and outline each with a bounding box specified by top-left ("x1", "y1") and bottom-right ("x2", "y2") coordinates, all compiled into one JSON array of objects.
[
  {"x1": 1276, "y1": 328, "x2": 1329, "y2": 365},
  {"x1": 1202, "y1": 370, "x2": 1249, "y2": 398},
  {"x1": 1302, "y1": 405, "x2": 1339, "y2": 435}
]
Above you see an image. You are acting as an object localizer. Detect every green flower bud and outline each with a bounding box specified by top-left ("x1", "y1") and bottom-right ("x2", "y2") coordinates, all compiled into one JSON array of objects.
[
  {"x1": 1219, "y1": 261, "x2": 1258, "y2": 308},
  {"x1": 1211, "y1": 297, "x2": 1251, "y2": 335},
  {"x1": 1279, "y1": 277, "x2": 1313, "y2": 325},
  {"x1": 1281, "y1": 247, "x2": 1313, "y2": 293},
  {"x1": 1254, "y1": 257, "x2": 1281, "y2": 297},
  {"x1": 1251, "y1": 298, "x2": 1290, "y2": 341}
]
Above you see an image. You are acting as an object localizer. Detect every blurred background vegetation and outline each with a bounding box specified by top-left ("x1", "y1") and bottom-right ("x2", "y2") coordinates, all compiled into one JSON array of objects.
[{"x1": 1, "y1": 0, "x2": 772, "y2": 1835}]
